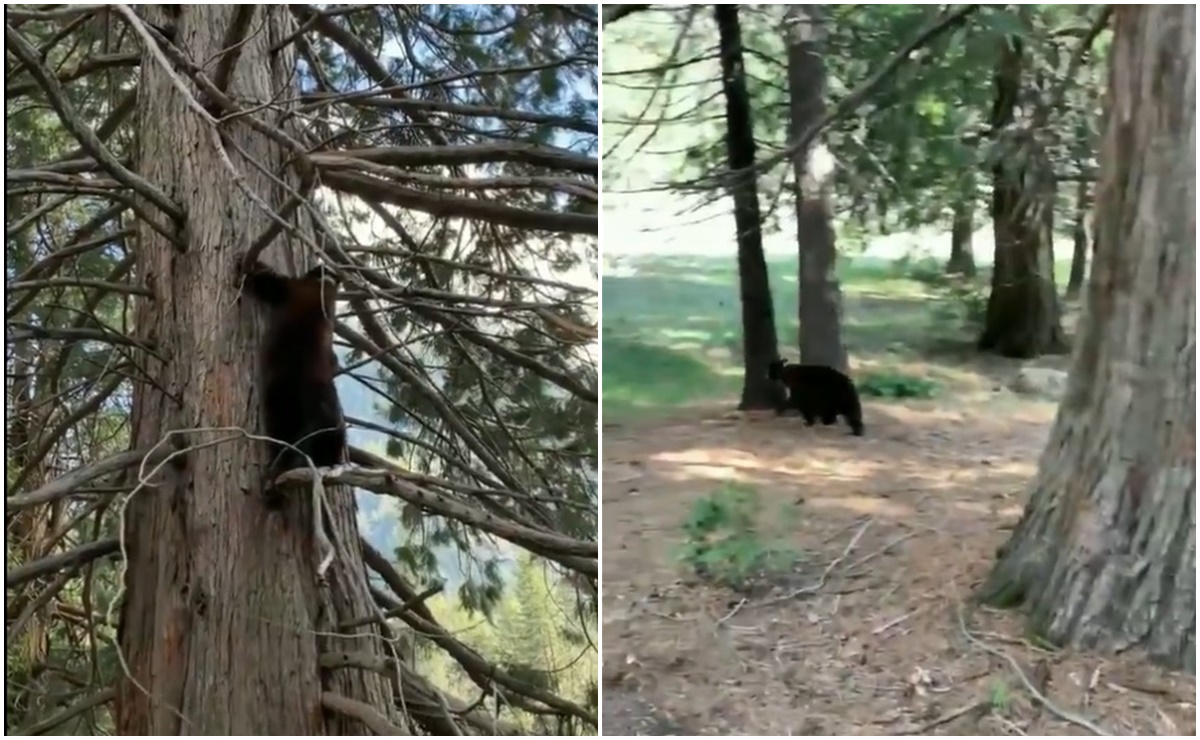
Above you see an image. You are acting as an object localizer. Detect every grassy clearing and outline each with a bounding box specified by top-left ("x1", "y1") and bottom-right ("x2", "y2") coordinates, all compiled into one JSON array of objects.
[{"x1": 602, "y1": 254, "x2": 1075, "y2": 419}]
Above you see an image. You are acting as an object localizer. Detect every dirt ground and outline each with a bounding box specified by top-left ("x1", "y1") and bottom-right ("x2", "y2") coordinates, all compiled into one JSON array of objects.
[{"x1": 601, "y1": 399, "x2": 1196, "y2": 736}]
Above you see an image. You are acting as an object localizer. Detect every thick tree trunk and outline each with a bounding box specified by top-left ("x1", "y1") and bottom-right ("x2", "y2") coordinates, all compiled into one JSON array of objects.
[
  {"x1": 715, "y1": 5, "x2": 780, "y2": 410},
  {"x1": 946, "y1": 175, "x2": 977, "y2": 277},
  {"x1": 1066, "y1": 178, "x2": 1089, "y2": 298},
  {"x1": 978, "y1": 32, "x2": 1066, "y2": 358},
  {"x1": 117, "y1": 7, "x2": 404, "y2": 734},
  {"x1": 980, "y1": 5, "x2": 1195, "y2": 673},
  {"x1": 784, "y1": 5, "x2": 848, "y2": 374}
]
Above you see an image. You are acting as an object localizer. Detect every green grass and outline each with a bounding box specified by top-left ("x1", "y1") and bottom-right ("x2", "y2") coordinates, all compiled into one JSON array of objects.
[{"x1": 602, "y1": 253, "x2": 1076, "y2": 419}]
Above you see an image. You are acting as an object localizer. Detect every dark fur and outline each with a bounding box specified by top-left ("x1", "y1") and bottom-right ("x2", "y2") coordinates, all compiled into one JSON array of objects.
[
  {"x1": 244, "y1": 261, "x2": 346, "y2": 493},
  {"x1": 768, "y1": 358, "x2": 864, "y2": 436}
]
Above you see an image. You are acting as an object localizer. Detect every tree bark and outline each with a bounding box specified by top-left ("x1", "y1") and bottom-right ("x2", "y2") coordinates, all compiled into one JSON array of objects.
[
  {"x1": 946, "y1": 173, "x2": 977, "y2": 277},
  {"x1": 978, "y1": 31, "x2": 1067, "y2": 358},
  {"x1": 784, "y1": 5, "x2": 848, "y2": 374},
  {"x1": 715, "y1": 5, "x2": 780, "y2": 410},
  {"x1": 979, "y1": 5, "x2": 1195, "y2": 673},
  {"x1": 117, "y1": 7, "x2": 404, "y2": 734},
  {"x1": 1066, "y1": 177, "x2": 1089, "y2": 298}
]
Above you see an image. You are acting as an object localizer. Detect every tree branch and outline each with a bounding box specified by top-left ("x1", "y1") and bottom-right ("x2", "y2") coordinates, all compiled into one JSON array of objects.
[
  {"x1": 5, "y1": 538, "x2": 119, "y2": 589},
  {"x1": 4, "y1": 24, "x2": 183, "y2": 226},
  {"x1": 320, "y1": 170, "x2": 596, "y2": 235},
  {"x1": 274, "y1": 466, "x2": 596, "y2": 572},
  {"x1": 7, "y1": 447, "x2": 162, "y2": 512},
  {"x1": 320, "y1": 692, "x2": 408, "y2": 736},
  {"x1": 699, "y1": 4, "x2": 981, "y2": 190}
]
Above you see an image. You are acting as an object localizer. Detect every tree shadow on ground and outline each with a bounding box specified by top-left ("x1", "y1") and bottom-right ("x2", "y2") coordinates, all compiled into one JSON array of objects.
[{"x1": 601, "y1": 400, "x2": 1195, "y2": 736}]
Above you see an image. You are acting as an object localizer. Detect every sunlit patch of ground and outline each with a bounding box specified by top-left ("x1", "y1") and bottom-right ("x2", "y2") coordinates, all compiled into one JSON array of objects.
[{"x1": 601, "y1": 400, "x2": 1196, "y2": 736}]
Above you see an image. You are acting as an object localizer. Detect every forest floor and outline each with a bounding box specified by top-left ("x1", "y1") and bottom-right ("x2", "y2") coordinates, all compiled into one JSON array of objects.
[
  {"x1": 601, "y1": 400, "x2": 1196, "y2": 736},
  {"x1": 600, "y1": 254, "x2": 1196, "y2": 736}
]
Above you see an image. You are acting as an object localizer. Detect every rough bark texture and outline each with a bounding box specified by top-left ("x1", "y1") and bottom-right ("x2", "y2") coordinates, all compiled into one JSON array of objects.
[
  {"x1": 978, "y1": 33, "x2": 1067, "y2": 358},
  {"x1": 117, "y1": 7, "x2": 404, "y2": 734},
  {"x1": 980, "y1": 5, "x2": 1195, "y2": 673},
  {"x1": 784, "y1": 5, "x2": 848, "y2": 374},
  {"x1": 715, "y1": 5, "x2": 780, "y2": 410},
  {"x1": 1065, "y1": 178, "x2": 1089, "y2": 298}
]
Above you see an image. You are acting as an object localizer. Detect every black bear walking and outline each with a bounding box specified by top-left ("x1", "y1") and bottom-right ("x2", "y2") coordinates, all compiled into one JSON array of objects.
[{"x1": 768, "y1": 357, "x2": 864, "y2": 436}]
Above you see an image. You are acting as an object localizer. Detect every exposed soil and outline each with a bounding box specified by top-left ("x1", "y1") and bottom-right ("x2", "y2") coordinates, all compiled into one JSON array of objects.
[{"x1": 601, "y1": 399, "x2": 1196, "y2": 736}]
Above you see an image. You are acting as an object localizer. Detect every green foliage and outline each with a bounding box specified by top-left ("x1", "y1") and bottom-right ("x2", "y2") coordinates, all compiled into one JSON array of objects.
[
  {"x1": 931, "y1": 278, "x2": 990, "y2": 330},
  {"x1": 858, "y1": 371, "x2": 939, "y2": 399},
  {"x1": 603, "y1": 5, "x2": 1109, "y2": 239},
  {"x1": 419, "y1": 553, "x2": 596, "y2": 735},
  {"x1": 890, "y1": 254, "x2": 946, "y2": 285},
  {"x1": 988, "y1": 678, "x2": 1013, "y2": 711},
  {"x1": 677, "y1": 484, "x2": 798, "y2": 588}
]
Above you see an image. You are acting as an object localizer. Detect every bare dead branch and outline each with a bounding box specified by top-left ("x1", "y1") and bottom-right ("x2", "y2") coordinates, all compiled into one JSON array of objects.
[
  {"x1": 300, "y1": 93, "x2": 598, "y2": 135},
  {"x1": 11, "y1": 687, "x2": 117, "y2": 736},
  {"x1": 274, "y1": 466, "x2": 596, "y2": 571},
  {"x1": 5, "y1": 52, "x2": 139, "y2": 98},
  {"x1": 316, "y1": 154, "x2": 596, "y2": 201},
  {"x1": 5, "y1": 538, "x2": 119, "y2": 589},
  {"x1": 320, "y1": 692, "x2": 409, "y2": 736},
  {"x1": 8, "y1": 373, "x2": 128, "y2": 494},
  {"x1": 339, "y1": 584, "x2": 443, "y2": 630},
  {"x1": 320, "y1": 651, "x2": 522, "y2": 735},
  {"x1": 7, "y1": 323, "x2": 151, "y2": 350},
  {"x1": 7, "y1": 563, "x2": 80, "y2": 643},
  {"x1": 326, "y1": 143, "x2": 596, "y2": 176},
  {"x1": 4, "y1": 5, "x2": 107, "y2": 24},
  {"x1": 9, "y1": 278, "x2": 150, "y2": 296},
  {"x1": 4, "y1": 194, "x2": 75, "y2": 239},
  {"x1": 59, "y1": 89, "x2": 138, "y2": 162},
  {"x1": 321, "y1": 170, "x2": 595, "y2": 235},
  {"x1": 6, "y1": 447, "x2": 163, "y2": 512}
]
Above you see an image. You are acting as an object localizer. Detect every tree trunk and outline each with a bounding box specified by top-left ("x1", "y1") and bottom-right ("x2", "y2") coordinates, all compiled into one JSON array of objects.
[
  {"x1": 117, "y1": 7, "x2": 404, "y2": 734},
  {"x1": 978, "y1": 32, "x2": 1067, "y2": 358},
  {"x1": 946, "y1": 174, "x2": 977, "y2": 277},
  {"x1": 1066, "y1": 177, "x2": 1089, "y2": 298},
  {"x1": 980, "y1": 5, "x2": 1195, "y2": 673},
  {"x1": 784, "y1": 6, "x2": 848, "y2": 374},
  {"x1": 715, "y1": 5, "x2": 780, "y2": 410}
]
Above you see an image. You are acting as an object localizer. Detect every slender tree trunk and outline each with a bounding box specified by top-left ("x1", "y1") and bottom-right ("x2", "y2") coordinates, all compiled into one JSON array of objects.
[
  {"x1": 784, "y1": 5, "x2": 848, "y2": 374},
  {"x1": 715, "y1": 5, "x2": 780, "y2": 410},
  {"x1": 946, "y1": 174, "x2": 977, "y2": 277},
  {"x1": 978, "y1": 32, "x2": 1066, "y2": 358},
  {"x1": 1066, "y1": 178, "x2": 1090, "y2": 298},
  {"x1": 117, "y1": 7, "x2": 403, "y2": 734},
  {"x1": 980, "y1": 5, "x2": 1195, "y2": 672}
]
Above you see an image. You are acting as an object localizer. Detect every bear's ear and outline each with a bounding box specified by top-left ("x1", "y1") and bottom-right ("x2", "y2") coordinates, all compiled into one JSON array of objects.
[{"x1": 244, "y1": 261, "x2": 290, "y2": 306}]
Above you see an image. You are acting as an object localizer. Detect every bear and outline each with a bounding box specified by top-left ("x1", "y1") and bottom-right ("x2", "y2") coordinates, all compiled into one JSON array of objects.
[
  {"x1": 243, "y1": 260, "x2": 347, "y2": 496},
  {"x1": 767, "y1": 357, "x2": 864, "y2": 436}
]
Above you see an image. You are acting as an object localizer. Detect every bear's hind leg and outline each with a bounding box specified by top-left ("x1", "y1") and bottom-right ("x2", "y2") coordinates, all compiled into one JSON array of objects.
[
  {"x1": 298, "y1": 381, "x2": 347, "y2": 470},
  {"x1": 263, "y1": 380, "x2": 307, "y2": 493}
]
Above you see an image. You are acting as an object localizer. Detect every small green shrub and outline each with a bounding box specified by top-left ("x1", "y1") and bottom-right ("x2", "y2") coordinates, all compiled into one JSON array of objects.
[
  {"x1": 859, "y1": 371, "x2": 939, "y2": 399},
  {"x1": 677, "y1": 484, "x2": 797, "y2": 589},
  {"x1": 896, "y1": 255, "x2": 948, "y2": 286},
  {"x1": 988, "y1": 679, "x2": 1012, "y2": 711},
  {"x1": 934, "y1": 277, "x2": 989, "y2": 328}
]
